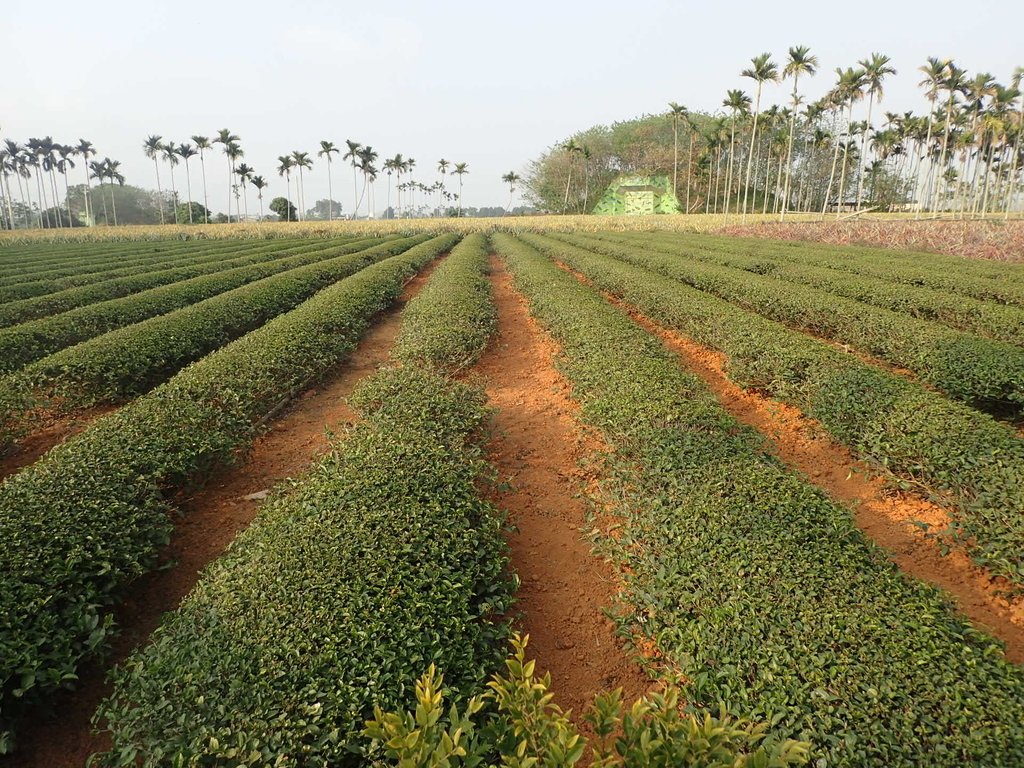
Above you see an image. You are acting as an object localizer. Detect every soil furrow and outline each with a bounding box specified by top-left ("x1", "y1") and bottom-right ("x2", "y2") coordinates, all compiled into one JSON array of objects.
[
  {"x1": 556, "y1": 261, "x2": 1024, "y2": 664},
  {"x1": 0, "y1": 406, "x2": 117, "y2": 481},
  {"x1": 473, "y1": 255, "x2": 650, "y2": 728},
  {"x1": 8, "y1": 260, "x2": 442, "y2": 768}
]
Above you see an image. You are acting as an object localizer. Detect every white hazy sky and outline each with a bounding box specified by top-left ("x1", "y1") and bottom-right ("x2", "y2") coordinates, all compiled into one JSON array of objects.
[{"x1": 4, "y1": 0, "x2": 1022, "y2": 216}]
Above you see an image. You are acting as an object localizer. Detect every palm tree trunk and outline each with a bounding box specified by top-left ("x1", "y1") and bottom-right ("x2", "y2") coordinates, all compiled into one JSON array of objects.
[
  {"x1": 836, "y1": 103, "x2": 856, "y2": 218},
  {"x1": 857, "y1": 91, "x2": 876, "y2": 203},
  {"x1": 583, "y1": 162, "x2": 590, "y2": 213},
  {"x1": 35, "y1": 169, "x2": 47, "y2": 228},
  {"x1": 352, "y1": 165, "x2": 359, "y2": 219},
  {"x1": 356, "y1": 173, "x2": 367, "y2": 217},
  {"x1": 2, "y1": 173, "x2": 14, "y2": 230},
  {"x1": 781, "y1": 76, "x2": 801, "y2": 219},
  {"x1": 110, "y1": 181, "x2": 118, "y2": 226},
  {"x1": 968, "y1": 119, "x2": 986, "y2": 217},
  {"x1": 49, "y1": 169, "x2": 63, "y2": 228},
  {"x1": 685, "y1": 128, "x2": 694, "y2": 213},
  {"x1": 822, "y1": 110, "x2": 843, "y2": 217},
  {"x1": 797, "y1": 139, "x2": 810, "y2": 212},
  {"x1": 916, "y1": 99, "x2": 937, "y2": 217},
  {"x1": 82, "y1": 165, "x2": 92, "y2": 225},
  {"x1": 980, "y1": 141, "x2": 997, "y2": 217},
  {"x1": 1, "y1": 173, "x2": 12, "y2": 229},
  {"x1": 21, "y1": 172, "x2": 33, "y2": 228},
  {"x1": 184, "y1": 162, "x2": 194, "y2": 224},
  {"x1": 199, "y1": 150, "x2": 209, "y2": 223},
  {"x1": 62, "y1": 172, "x2": 73, "y2": 227},
  {"x1": 742, "y1": 84, "x2": 763, "y2": 220},
  {"x1": 97, "y1": 179, "x2": 108, "y2": 225},
  {"x1": 168, "y1": 164, "x2": 178, "y2": 222},
  {"x1": 759, "y1": 146, "x2": 771, "y2": 215},
  {"x1": 773, "y1": 151, "x2": 785, "y2": 214},
  {"x1": 672, "y1": 117, "x2": 679, "y2": 199},
  {"x1": 725, "y1": 122, "x2": 737, "y2": 215},
  {"x1": 153, "y1": 159, "x2": 165, "y2": 224},
  {"x1": 932, "y1": 94, "x2": 957, "y2": 212},
  {"x1": 1005, "y1": 132, "x2": 1022, "y2": 220},
  {"x1": 563, "y1": 161, "x2": 573, "y2": 212},
  {"x1": 286, "y1": 172, "x2": 292, "y2": 221},
  {"x1": 714, "y1": 146, "x2": 723, "y2": 213},
  {"x1": 226, "y1": 158, "x2": 233, "y2": 220},
  {"x1": 327, "y1": 158, "x2": 334, "y2": 221}
]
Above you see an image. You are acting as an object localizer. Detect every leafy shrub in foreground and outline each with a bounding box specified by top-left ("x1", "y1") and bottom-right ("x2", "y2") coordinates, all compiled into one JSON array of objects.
[{"x1": 366, "y1": 636, "x2": 810, "y2": 768}]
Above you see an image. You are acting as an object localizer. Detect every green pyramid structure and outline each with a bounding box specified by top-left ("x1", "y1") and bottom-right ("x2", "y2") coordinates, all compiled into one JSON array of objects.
[{"x1": 591, "y1": 175, "x2": 681, "y2": 215}]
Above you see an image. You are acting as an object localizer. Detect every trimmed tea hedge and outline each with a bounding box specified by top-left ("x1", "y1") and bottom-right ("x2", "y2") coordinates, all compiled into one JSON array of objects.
[
  {"x1": 549, "y1": 233, "x2": 1024, "y2": 416},
  {"x1": 520, "y1": 232, "x2": 1024, "y2": 587},
  {"x1": 96, "y1": 234, "x2": 512, "y2": 766},
  {"x1": 0, "y1": 237, "x2": 337, "y2": 326},
  {"x1": 0, "y1": 236, "x2": 400, "y2": 373},
  {"x1": 494, "y1": 232, "x2": 1024, "y2": 766},
  {"x1": 0, "y1": 234, "x2": 457, "y2": 752},
  {"x1": 590, "y1": 232, "x2": 1024, "y2": 345},
  {"x1": 393, "y1": 232, "x2": 495, "y2": 371}
]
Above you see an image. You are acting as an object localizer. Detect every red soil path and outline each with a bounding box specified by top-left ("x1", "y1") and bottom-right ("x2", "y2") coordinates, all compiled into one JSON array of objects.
[
  {"x1": 559, "y1": 262, "x2": 1024, "y2": 664},
  {"x1": 474, "y1": 256, "x2": 651, "y2": 727},
  {"x1": 7, "y1": 261, "x2": 441, "y2": 768}
]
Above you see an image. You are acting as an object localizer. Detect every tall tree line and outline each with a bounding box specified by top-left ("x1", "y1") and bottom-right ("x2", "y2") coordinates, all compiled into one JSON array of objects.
[
  {"x1": 526, "y1": 52, "x2": 1024, "y2": 218},
  {"x1": 1, "y1": 126, "x2": 472, "y2": 228}
]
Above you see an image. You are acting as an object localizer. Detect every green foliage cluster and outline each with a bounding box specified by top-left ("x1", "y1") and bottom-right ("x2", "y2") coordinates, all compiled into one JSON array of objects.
[
  {"x1": 607, "y1": 231, "x2": 1024, "y2": 345},
  {"x1": 520, "y1": 232, "x2": 1024, "y2": 589},
  {"x1": 394, "y1": 233, "x2": 496, "y2": 372},
  {"x1": 366, "y1": 635, "x2": 810, "y2": 768},
  {"x1": 269, "y1": 196, "x2": 299, "y2": 222},
  {"x1": 493, "y1": 232, "x2": 1024, "y2": 765},
  {"x1": 0, "y1": 233, "x2": 458, "y2": 752},
  {"x1": 551, "y1": 232, "x2": 1024, "y2": 416},
  {"x1": 174, "y1": 201, "x2": 211, "y2": 225},
  {"x1": 96, "y1": 235, "x2": 514, "y2": 766},
  {"x1": 0, "y1": 238, "x2": 316, "y2": 327},
  {"x1": 0, "y1": 238, "x2": 381, "y2": 375}
]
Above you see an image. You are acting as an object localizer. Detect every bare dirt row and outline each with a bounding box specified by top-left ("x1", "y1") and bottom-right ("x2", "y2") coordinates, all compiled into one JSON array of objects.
[{"x1": 475, "y1": 257, "x2": 651, "y2": 725}]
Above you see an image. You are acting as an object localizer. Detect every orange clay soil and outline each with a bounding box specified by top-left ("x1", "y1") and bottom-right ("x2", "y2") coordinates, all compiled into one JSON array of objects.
[
  {"x1": 473, "y1": 256, "x2": 652, "y2": 729},
  {"x1": 0, "y1": 405, "x2": 117, "y2": 482},
  {"x1": 557, "y1": 263, "x2": 1024, "y2": 665},
  {"x1": 7, "y1": 260, "x2": 442, "y2": 768}
]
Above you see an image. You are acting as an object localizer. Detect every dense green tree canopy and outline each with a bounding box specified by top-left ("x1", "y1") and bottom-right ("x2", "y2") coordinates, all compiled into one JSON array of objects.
[{"x1": 268, "y1": 196, "x2": 298, "y2": 222}]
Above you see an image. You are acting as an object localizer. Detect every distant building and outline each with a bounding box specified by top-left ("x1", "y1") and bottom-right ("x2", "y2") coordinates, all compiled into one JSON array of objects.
[{"x1": 592, "y1": 175, "x2": 681, "y2": 215}]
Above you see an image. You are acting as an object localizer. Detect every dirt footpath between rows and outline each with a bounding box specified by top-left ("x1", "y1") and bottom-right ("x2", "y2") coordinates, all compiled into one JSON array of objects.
[{"x1": 473, "y1": 256, "x2": 651, "y2": 730}]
